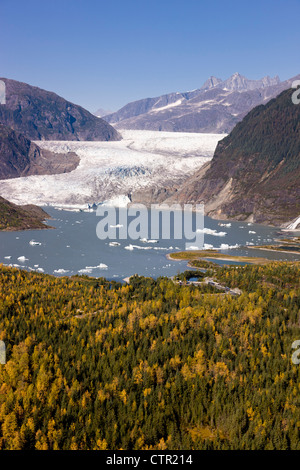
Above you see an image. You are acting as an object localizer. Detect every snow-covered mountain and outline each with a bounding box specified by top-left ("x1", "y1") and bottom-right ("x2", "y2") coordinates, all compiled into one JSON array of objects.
[
  {"x1": 102, "y1": 73, "x2": 296, "y2": 133},
  {"x1": 200, "y1": 73, "x2": 280, "y2": 92},
  {"x1": 216, "y1": 72, "x2": 280, "y2": 91},
  {"x1": 200, "y1": 76, "x2": 223, "y2": 90}
]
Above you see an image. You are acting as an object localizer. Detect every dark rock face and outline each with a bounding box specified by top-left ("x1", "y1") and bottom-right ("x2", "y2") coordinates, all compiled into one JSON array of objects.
[
  {"x1": 0, "y1": 124, "x2": 80, "y2": 180},
  {"x1": 165, "y1": 88, "x2": 300, "y2": 226},
  {"x1": 0, "y1": 78, "x2": 121, "y2": 141},
  {"x1": 104, "y1": 73, "x2": 299, "y2": 134}
]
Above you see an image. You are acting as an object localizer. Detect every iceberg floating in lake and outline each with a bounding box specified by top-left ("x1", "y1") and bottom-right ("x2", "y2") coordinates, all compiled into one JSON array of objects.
[
  {"x1": 29, "y1": 240, "x2": 41, "y2": 246},
  {"x1": 196, "y1": 228, "x2": 227, "y2": 237},
  {"x1": 219, "y1": 243, "x2": 240, "y2": 250},
  {"x1": 86, "y1": 263, "x2": 108, "y2": 270},
  {"x1": 98, "y1": 263, "x2": 108, "y2": 269},
  {"x1": 17, "y1": 256, "x2": 28, "y2": 262},
  {"x1": 125, "y1": 244, "x2": 152, "y2": 251},
  {"x1": 140, "y1": 238, "x2": 159, "y2": 244},
  {"x1": 109, "y1": 241, "x2": 121, "y2": 246}
]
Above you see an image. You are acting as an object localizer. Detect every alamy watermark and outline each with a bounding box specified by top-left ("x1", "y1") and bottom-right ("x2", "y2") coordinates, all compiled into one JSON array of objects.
[
  {"x1": 0, "y1": 80, "x2": 6, "y2": 105},
  {"x1": 291, "y1": 80, "x2": 300, "y2": 105},
  {"x1": 96, "y1": 203, "x2": 205, "y2": 250},
  {"x1": 0, "y1": 340, "x2": 6, "y2": 365}
]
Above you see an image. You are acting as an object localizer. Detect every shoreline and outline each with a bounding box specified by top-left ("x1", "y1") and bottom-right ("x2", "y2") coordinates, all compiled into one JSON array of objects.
[
  {"x1": 247, "y1": 246, "x2": 300, "y2": 255},
  {"x1": 166, "y1": 250, "x2": 273, "y2": 265},
  {"x1": 166, "y1": 253, "x2": 185, "y2": 261},
  {"x1": 0, "y1": 223, "x2": 54, "y2": 233},
  {"x1": 166, "y1": 252, "x2": 244, "y2": 263}
]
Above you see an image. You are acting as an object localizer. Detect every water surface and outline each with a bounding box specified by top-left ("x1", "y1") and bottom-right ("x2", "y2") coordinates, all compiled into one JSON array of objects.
[{"x1": 0, "y1": 207, "x2": 299, "y2": 282}]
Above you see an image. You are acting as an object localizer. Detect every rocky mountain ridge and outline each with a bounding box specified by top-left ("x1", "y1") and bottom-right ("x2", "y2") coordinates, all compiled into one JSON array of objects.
[
  {"x1": 163, "y1": 87, "x2": 300, "y2": 227},
  {"x1": 0, "y1": 124, "x2": 80, "y2": 180},
  {"x1": 0, "y1": 78, "x2": 121, "y2": 141},
  {"x1": 103, "y1": 73, "x2": 298, "y2": 134}
]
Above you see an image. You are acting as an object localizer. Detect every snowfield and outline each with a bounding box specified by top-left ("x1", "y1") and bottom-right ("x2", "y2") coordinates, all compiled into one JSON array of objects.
[{"x1": 0, "y1": 130, "x2": 225, "y2": 206}]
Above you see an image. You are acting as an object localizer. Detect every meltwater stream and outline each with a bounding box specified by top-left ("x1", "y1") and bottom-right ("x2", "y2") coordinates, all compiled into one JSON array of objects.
[{"x1": 0, "y1": 207, "x2": 299, "y2": 282}]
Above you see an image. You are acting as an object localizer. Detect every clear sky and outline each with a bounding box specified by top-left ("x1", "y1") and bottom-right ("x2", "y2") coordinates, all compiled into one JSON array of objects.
[{"x1": 1, "y1": 0, "x2": 299, "y2": 113}]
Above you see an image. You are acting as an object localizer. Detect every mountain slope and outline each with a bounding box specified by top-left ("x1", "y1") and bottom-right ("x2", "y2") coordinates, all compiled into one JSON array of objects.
[
  {"x1": 94, "y1": 107, "x2": 113, "y2": 117},
  {"x1": 104, "y1": 73, "x2": 298, "y2": 133},
  {"x1": 0, "y1": 78, "x2": 121, "y2": 141},
  {"x1": 165, "y1": 88, "x2": 300, "y2": 226},
  {"x1": 0, "y1": 196, "x2": 51, "y2": 230},
  {"x1": 0, "y1": 124, "x2": 80, "y2": 180}
]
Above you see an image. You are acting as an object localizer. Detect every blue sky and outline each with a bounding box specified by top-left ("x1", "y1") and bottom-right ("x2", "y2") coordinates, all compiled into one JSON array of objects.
[{"x1": 1, "y1": 0, "x2": 299, "y2": 112}]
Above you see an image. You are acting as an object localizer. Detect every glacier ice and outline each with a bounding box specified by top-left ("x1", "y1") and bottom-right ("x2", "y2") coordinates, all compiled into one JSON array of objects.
[{"x1": 0, "y1": 130, "x2": 224, "y2": 206}]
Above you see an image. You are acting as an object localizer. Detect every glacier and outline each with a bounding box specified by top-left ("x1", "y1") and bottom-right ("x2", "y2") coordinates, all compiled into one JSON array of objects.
[{"x1": 0, "y1": 130, "x2": 225, "y2": 206}]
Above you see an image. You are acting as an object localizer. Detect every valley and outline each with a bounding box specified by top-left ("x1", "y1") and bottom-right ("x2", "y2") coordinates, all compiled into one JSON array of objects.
[
  {"x1": 0, "y1": 0, "x2": 300, "y2": 452},
  {"x1": 0, "y1": 130, "x2": 224, "y2": 206},
  {"x1": 1, "y1": 0, "x2": 300, "y2": 454}
]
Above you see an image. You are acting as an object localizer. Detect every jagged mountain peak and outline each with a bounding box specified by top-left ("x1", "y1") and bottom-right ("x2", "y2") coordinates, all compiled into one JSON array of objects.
[
  {"x1": 103, "y1": 72, "x2": 292, "y2": 134},
  {"x1": 220, "y1": 73, "x2": 281, "y2": 91},
  {"x1": 200, "y1": 76, "x2": 223, "y2": 90},
  {"x1": 200, "y1": 73, "x2": 281, "y2": 93}
]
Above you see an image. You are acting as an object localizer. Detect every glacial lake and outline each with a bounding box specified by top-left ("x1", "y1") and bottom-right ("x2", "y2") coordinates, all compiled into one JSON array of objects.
[{"x1": 0, "y1": 206, "x2": 299, "y2": 282}]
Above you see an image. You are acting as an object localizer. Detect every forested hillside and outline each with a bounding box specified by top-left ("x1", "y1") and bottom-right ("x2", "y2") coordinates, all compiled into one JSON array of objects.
[
  {"x1": 0, "y1": 263, "x2": 299, "y2": 449},
  {"x1": 0, "y1": 196, "x2": 50, "y2": 231},
  {"x1": 170, "y1": 88, "x2": 300, "y2": 226}
]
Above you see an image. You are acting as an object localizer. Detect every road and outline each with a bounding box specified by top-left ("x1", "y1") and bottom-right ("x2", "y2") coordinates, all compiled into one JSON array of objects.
[{"x1": 175, "y1": 277, "x2": 242, "y2": 296}]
